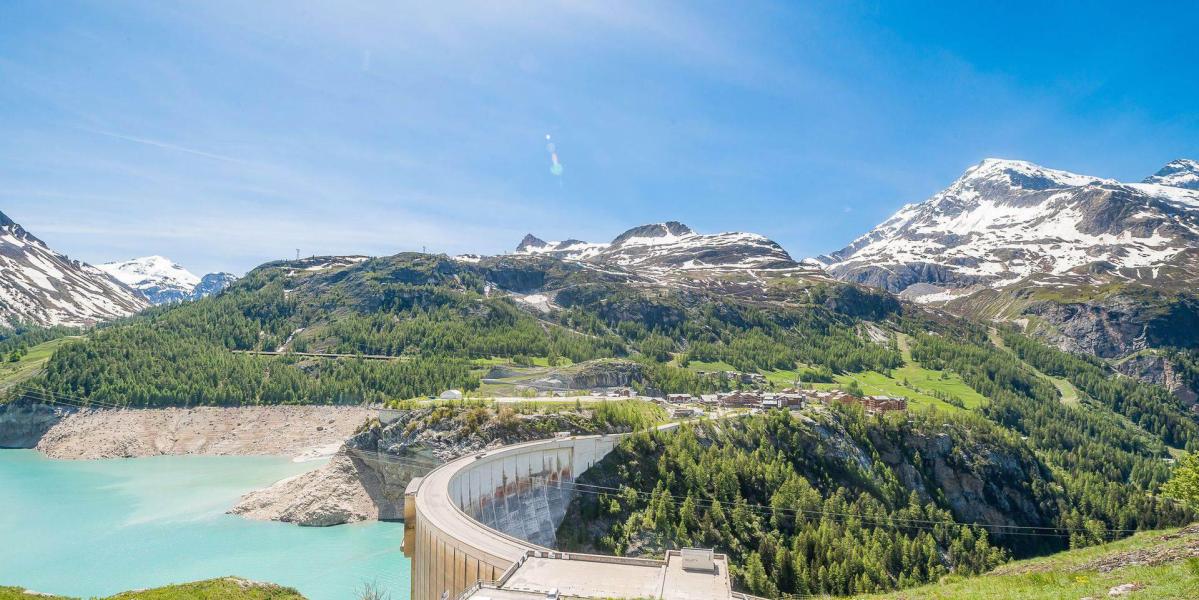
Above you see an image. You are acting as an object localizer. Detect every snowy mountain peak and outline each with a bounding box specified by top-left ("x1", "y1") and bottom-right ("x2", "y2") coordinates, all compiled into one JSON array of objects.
[
  {"x1": 610, "y1": 221, "x2": 695, "y2": 246},
  {"x1": 100, "y1": 256, "x2": 201, "y2": 289},
  {"x1": 516, "y1": 234, "x2": 548, "y2": 251},
  {"x1": 955, "y1": 158, "x2": 1110, "y2": 192},
  {"x1": 98, "y1": 256, "x2": 235, "y2": 304},
  {"x1": 1143, "y1": 158, "x2": 1199, "y2": 190},
  {"x1": 820, "y1": 158, "x2": 1199, "y2": 296}
]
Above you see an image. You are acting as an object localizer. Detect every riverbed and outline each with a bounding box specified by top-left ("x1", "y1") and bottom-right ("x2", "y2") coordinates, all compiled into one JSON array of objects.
[{"x1": 0, "y1": 450, "x2": 409, "y2": 599}]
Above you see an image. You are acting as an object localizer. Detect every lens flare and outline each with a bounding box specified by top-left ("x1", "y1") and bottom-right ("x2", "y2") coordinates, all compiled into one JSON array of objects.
[{"x1": 545, "y1": 134, "x2": 563, "y2": 176}]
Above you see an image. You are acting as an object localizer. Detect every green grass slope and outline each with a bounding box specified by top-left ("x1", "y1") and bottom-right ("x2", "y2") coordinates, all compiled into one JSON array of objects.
[
  {"x1": 0, "y1": 577, "x2": 305, "y2": 600},
  {"x1": 853, "y1": 524, "x2": 1199, "y2": 600},
  {"x1": 0, "y1": 337, "x2": 77, "y2": 393}
]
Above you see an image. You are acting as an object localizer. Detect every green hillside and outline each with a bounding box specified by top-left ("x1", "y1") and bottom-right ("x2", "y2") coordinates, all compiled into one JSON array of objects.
[
  {"x1": 10, "y1": 253, "x2": 903, "y2": 407},
  {"x1": 559, "y1": 407, "x2": 1194, "y2": 597},
  {"x1": 853, "y1": 524, "x2": 1199, "y2": 599}
]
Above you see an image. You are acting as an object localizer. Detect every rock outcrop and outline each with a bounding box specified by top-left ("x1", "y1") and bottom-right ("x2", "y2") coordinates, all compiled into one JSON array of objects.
[
  {"x1": 230, "y1": 452, "x2": 380, "y2": 526},
  {"x1": 1114, "y1": 353, "x2": 1199, "y2": 410},
  {"x1": 0, "y1": 402, "x2": 66, "y2": 448}
]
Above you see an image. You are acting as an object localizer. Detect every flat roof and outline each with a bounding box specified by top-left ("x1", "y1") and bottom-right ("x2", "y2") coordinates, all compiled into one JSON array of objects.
[
  {"x1": 663, "y1": 553, "x2": 731, "y2": 600},
  {"x1": 502, "y1": 556, "x2": 665, "y2": 599},
  {"x1": 463, "y1": 553, "x2": 732, "y2": 600}
]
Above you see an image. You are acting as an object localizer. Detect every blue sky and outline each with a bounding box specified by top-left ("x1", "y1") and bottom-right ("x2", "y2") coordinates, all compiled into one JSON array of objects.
[{"x1": 1, "y1": 1, "x2": 1195, "y2": 275}]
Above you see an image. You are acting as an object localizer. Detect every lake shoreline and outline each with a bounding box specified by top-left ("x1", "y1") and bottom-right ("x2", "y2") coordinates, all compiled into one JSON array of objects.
[{"x1": 0, "y1": 403, "x2": 376, "y2": 461}]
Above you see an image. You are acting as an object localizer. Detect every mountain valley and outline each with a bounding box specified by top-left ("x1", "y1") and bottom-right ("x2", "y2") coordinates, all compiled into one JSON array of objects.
[{"x1": 0, "y1": 183, "x2": 1197, "y2": 598}]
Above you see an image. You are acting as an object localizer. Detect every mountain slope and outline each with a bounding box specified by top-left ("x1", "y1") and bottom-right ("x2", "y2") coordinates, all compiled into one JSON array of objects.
[
  {"x1": 510, "y1": 221, "x2": 828, "y2": 304},
  {"x1": 0, "y1": 211, "x2": 148, "y2": 327},
  {"x1": 818, "y1": 159, "x2": 1199, "y2": 403},
  {"x1": 98, "y1": 256, "x2": 236, "y2": 304},
  {"x1": 191, "y1": 272, "x2": 238, "y2": 299}
]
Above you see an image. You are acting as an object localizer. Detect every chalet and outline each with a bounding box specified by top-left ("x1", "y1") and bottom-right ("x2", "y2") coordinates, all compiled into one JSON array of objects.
[
  {"x1": 776, "y1": 392, "x2": 806, "y2": 407},
  {"x1": 717, "y1": 391, "x2": 762, "y2": 407},
  {"x1": 862, "y1": 395, "x2": 907, "y2": 412}
]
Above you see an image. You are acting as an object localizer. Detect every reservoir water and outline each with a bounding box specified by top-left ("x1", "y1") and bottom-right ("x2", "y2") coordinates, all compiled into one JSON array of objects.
[{"x1": 0, "y1": 450, "x2": 409, "y2": 599}]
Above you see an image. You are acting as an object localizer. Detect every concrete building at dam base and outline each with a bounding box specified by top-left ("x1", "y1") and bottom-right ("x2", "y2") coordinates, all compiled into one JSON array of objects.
[
  {"x1": 403, "y1": 432, "x2": 754, "y2": 600},
  {"x1": 460, "y1": 548, "x2": 734, "y2": 600}
]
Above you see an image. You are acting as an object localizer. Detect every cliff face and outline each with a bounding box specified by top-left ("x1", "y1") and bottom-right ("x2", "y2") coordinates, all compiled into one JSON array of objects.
[
  {"x1": 0, "y1": 403, "x2": 64, "y2": 448},
  {"x1": 1024, "y1": 292, "x2": 1199, "y2": 359},
  {"x1": 870, "y1": 425, "x2": 1056, "y2": 546},
  {"x1": 801, "y1": 409, "x2": 1056, "y2": 547},
  {"x1": 1115, "y1": 354, "x2": 1199, "y2": 410}
]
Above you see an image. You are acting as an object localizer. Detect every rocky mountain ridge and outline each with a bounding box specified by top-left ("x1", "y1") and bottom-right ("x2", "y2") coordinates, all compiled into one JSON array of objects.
[
  {"x1": 515, "y1": 221, "x2": 813, "y2": 274},
  {"x1": 0, "y1": 210, "x2": 148, "y2": 327}
]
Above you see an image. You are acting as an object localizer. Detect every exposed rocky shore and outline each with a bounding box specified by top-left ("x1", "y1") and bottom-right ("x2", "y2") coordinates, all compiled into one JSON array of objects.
[
  {"x1": 230, "y1": 451, "x2": 380, "y2": 526},
  {"x1": 0, "y1": 402, "x2": 375, "y2": 459}
]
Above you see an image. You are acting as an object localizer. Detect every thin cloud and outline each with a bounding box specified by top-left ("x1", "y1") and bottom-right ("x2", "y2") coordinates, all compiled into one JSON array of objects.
[{"x1": 81, "y1": 128, "x2": 253, "y2": 165}]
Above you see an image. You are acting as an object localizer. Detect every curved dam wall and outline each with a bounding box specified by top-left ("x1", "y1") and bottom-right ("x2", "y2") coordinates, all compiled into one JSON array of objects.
[{"x1": 404, "y1": 434, "x2": 622, "y2": 600}]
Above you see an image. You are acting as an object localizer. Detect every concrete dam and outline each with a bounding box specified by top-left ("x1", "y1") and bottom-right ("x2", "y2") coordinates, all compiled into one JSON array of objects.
[
  {"x1": 403, "y1": 434, "x2": 619, "y2": 600},
  {"x1": 403, "y1": 429, "x2": 741, "y2": 600}
]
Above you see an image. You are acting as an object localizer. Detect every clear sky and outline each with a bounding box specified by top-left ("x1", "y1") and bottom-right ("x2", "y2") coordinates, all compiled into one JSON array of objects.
[{"x1": 1, "y1": 1, "x2": 1195, "y2": 275}]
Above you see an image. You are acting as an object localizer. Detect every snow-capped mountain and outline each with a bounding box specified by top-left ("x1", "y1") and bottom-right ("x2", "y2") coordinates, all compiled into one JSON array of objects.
[
  {"x1": 98, "y1": 256, "x2": 200, "y2": 304},
  {"x1": 0, "y1": 210, "x2": 148, "y2": 327},
  {"x1": 515, "y1": 221, "x2": 808, "y2": 274},
  {"x1": 1143, "y1": 158, "x2": 1199, "y2": 190},
  {"x1": 818, "y1": 158, "x2": 1199, "y2": 299},
  {"x1": 98, "y1": 256, "x2": 236, "y2": 304}
]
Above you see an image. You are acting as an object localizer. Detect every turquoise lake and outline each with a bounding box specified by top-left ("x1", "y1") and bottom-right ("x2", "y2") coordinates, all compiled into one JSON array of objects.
[{"x1": 0, "y1": 450, "x2": 409, "y2": 599}]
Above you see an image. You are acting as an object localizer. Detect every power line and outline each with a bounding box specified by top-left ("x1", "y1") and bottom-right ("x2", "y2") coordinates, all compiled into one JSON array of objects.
[
  {"x1": 11, "y1": 384, "x2": 132, "y2": 411},
  {"x1": 346, "y1": 445, "x2": 1137, "y2": 540}
]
